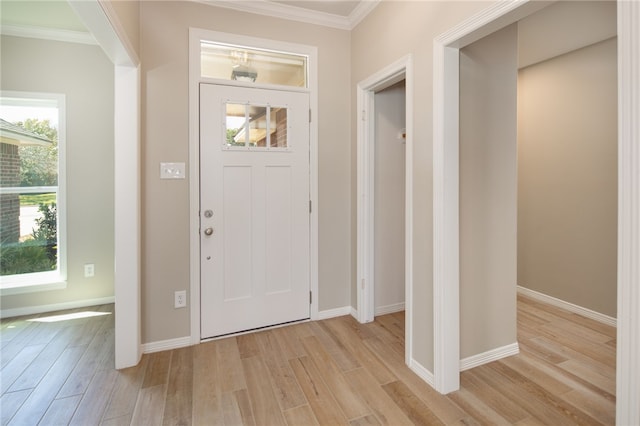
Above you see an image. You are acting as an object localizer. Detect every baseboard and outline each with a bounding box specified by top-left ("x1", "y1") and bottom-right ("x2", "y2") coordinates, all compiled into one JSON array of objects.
[
  {"x1": 517, "y1": 286, "x2": 617, "y2": 327},
  {"x1": 0, "y1": 296, "x2": 115, "y2": 319},
  {"x1": 375, "y1": 302, "x2": 405, "y2": 316},
  {"x1": 409, "y1": 357, "x2": 435, "y2": 387},
  {"x1": 142, "y1": 336, "x2": 192, "y2": 354},
  {"x1": 317, "y1": 306, "x2": 353, "y2": 320},
  {"x1": 460, "y1": 342, "x2": 520, "y2": 371}
]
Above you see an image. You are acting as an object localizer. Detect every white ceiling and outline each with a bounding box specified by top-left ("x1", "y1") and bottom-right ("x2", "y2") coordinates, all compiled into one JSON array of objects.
[
  {"x1": 0, "y1": 1, "x2": 87, "y2": 32},
  {"x1": 274, "y1": 1, "x2": 362, "y2": 17},
  {"x1": 0, "y1": 0, "x2": 376, "y2": 37},
  {"x1": 201, "y1": 0, "x2": 379, "y2": 29}
]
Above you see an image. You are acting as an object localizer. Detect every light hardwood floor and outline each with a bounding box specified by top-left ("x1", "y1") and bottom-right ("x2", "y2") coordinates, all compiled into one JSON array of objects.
[{"x1": 1, "y1": 295, "x2": 615, "y2": 425}]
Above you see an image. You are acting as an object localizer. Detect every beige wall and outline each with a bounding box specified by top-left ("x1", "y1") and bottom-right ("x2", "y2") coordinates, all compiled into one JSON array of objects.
[
  {"x1": 374, "y1": 81, "x2": 406, "y2": 312},
  {"x1": 459, "y1": 24, "x2": 518, "y2": 358},
  {"x1": 351, "y1": 0, "x2": 493, "y2": 370},
  {"x1": 1, "y1": 36, "x2": 115, "y2": 310},
  {"x1": 139, "y1": 1, "x2": 351, "y2": 343},
  {"x1": 517, "y1": 37, "x2": 618, "y2": 317},
  {"x1": 517, "y1": 1, "x2": 616, "y2": 69}
]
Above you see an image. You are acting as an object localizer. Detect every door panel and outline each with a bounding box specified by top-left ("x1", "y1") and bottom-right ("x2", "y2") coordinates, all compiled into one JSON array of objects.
[{"x1": 200, "y1": 84, "x2": 310, "y2": 338}]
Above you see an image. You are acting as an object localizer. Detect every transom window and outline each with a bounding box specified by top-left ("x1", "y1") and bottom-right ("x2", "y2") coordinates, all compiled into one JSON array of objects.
[{"x1": 201, "y1": 41, "x2": 308, "y2": 88}]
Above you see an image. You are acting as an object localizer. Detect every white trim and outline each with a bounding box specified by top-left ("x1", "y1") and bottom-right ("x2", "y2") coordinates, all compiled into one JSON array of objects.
[
  {"x1": 375, "y1": 302, "x2": 405, "y2": 316},
  {"x1": 317, "y1": 306, "x2": 353, "y2": 320},
  {"x1": 350, "y1": 307, "x2": 358, "y2": 319},
  {"x1": 348, "y1": 1, "x2": 382, "y2": 29},
  {"x1": 113, "y1": 64, "x2": 141, "y2": 370},
  {"x1": 189, "y1": 29, "x2": 202, "y2": 346},
  {"x1": 356, "y1": 54, "x2": 413, "y2": 369},
  {"x1": 70, "y1": 1, "x2": 141, "y2": 369},
  {"x1": 0, "y1": 296, "x2": 115, "y2": 319},
  {"x1": 68, "y1": 1, "x2": 140, "y2": 67},
  {"x1": 408, "y1": 357, "x2": 435, "y2": 388},
  {"x1": 460, "y1": 343, "x2": 520, "y2": 372},
  {"x1": 432, "y1": 0, "x2": 572, "y2": 395},
  {"x1": 142, "y1": 336, "x2": 192, "y2": 354},
  {"x1": 434, "y1": 1, "x2": 640, "y2": 421},
  {"x1": 198, "y1": 0, "x2": 380, "y2": 31},
  {"x1": 189, "y1": 28, "x2": 319, "y2": 344},
  {"x1": 97, "y1": 0, "x2": 141, "y2": 66},
  {"x1": 616, "y1": 0, "x2": 640, "y2": 424},
  {"x1": 517, "y1": 286, "x2": 617, "y2": 327},
  {"x1": 0, "y1": 24, "x2": 97, "y2": 45},
  {"x1": 432, "y1": 39, "x2": 461, "y2": 394},
  {"x1": 0, "y1": 277, "x2": 66, "y2": 296}
]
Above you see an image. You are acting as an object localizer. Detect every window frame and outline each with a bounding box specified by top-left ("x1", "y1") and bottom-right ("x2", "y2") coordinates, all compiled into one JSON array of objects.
[{"x1": 0, "y1": 91, "x2": 67, "y2": 295}]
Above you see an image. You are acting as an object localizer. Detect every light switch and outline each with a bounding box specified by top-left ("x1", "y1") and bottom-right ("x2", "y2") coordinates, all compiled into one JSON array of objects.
[{"x1": 160, "y1": 162, "x2": 186, "y2": 179}]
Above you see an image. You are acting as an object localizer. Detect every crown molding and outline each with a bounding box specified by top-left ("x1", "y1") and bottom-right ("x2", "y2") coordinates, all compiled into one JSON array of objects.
[
  {"x1": 1, "y1": 24, "x2": 97, "y2": 45},
  {"x1": 200, "y1": 0, "x2": 380, "y2": 30},
  {"x1": 349, "y1": 0, "x2": 381, "y2": 29}
]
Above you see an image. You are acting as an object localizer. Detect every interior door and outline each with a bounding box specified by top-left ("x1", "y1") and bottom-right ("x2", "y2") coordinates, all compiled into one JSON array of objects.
[{"x1": 200, "y1": 83, "x2": 310, "y2": 339}]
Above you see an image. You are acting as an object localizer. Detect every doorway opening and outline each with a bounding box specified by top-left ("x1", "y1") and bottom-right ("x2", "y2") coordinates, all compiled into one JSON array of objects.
[
  {"x1": 433, "y1": 1, "x2": 640, "y2": 422},
  {"x1": 357, "y1": 54, "x2": 414, "y2": 367},
  {"x1": 373, "y1": 81, "x2": 406, "y2": 319}
]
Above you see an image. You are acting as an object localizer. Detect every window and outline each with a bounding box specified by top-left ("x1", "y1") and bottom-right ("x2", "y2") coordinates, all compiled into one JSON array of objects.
[
  {"x1": 224, "y1": 102, "x2": 290, "y2": 150},
  {"x1": 201, "y1": 41, "x2": 308, "y2": 88},
  {"x1": 0, "y1": 92, "x2": 66, "y2": 293}
]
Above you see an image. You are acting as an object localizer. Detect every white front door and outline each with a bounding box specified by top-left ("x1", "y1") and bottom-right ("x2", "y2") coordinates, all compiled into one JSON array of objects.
[{"x1": 199, "y1": 84, "x2": 310, "y2": 339}]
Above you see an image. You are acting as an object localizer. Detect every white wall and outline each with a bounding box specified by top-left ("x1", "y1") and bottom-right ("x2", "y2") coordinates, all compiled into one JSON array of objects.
[
  {"x1": 459, "y1": 24, "x2": 519, "y2": 358},
  {"x1": 1, "y1": 36, "x2": 115, "y2": 311},
  {"x1": 374, "y1": 81, "x2": 406, "y2": 314}
]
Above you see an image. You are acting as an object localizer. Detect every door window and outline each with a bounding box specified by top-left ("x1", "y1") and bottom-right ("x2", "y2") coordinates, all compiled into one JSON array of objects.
[{"x1": 223, "y1": 102, "x2": 289, "y2": 150}]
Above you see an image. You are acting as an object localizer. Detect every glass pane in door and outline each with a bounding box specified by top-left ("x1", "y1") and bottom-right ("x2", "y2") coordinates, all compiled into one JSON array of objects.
[
  {"x1": 225, "y1": 103, "x2": 246, "y2": 147},
  {"x1": 270, "y1": 107, "x2": 287, "y2": 148}
]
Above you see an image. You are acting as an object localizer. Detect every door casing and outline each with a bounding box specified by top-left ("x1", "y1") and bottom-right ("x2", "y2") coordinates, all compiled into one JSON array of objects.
[
  {"x1": 356, "y1": 55, "x2": 414, "y2": 367},
  {"x1": 188, "y1": 28, "x2": 319, "y2": 344}
]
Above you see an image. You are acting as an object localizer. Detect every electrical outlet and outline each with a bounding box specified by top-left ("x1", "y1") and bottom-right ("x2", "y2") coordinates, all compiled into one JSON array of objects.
[
  {"x1": 174, "y1": 290, "x2": 187, "y2": 308},
  {"x1": 84, "y1": 263, "x2": 95, "y2": 278}
]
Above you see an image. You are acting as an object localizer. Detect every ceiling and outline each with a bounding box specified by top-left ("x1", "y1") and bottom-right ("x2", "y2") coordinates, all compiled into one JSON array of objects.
[
  {"x1": 0, "y1": 0, "x2": 375, "y2": 36},
  {"x1": 0, "y1": 1, "x2": 87, "y2": 32},
  {"x1": 274, "y1": 1, "x2": 362, "y2": 17}
]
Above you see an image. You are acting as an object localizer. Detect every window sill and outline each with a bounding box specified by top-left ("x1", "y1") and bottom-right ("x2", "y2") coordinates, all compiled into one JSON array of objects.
[{"x1": 0, "y1": 272, "x2": 67, "y2": 296}]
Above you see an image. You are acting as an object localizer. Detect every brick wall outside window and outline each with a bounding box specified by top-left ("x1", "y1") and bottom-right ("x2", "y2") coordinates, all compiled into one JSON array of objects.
[{"x1": 1, "y1": 142, "x2": 21, "y2": 243}]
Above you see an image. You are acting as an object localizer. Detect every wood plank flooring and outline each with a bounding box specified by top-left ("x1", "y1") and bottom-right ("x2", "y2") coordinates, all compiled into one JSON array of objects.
[{"x1": 1, "y1": 295, "x2": 615, "y2": 425}]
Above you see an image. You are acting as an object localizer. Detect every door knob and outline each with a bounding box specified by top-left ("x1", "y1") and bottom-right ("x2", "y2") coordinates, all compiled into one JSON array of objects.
[{"x1": 204, "y1": 227, "x2": 214, "y2": 236}]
